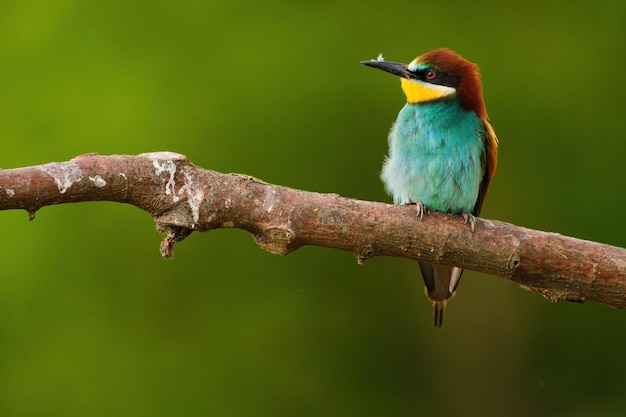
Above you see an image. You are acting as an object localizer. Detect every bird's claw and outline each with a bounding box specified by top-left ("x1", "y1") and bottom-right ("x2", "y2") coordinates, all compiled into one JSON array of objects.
[
  {"x1": 415, "y1": 201, "x2": 426, "y2": 221},
  {"x1": 462, "y1": 212, "x2": 476, "y2": 232},
  {"x1": 400, "y1": 201, "x2": 426, "y2": 220}
]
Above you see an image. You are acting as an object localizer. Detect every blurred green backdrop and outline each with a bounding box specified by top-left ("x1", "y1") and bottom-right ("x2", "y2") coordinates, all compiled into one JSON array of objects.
[{"x1": 1, "y1": 0, "x2": 625, "y2": 416}]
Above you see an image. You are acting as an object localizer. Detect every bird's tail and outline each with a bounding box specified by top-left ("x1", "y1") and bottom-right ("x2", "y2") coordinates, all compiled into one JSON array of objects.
[
  {"x1": 419, "y1": 262, "x2": 463, "y2": 328},
  {"x1": 432, "y1": 300, "x2": 447, "y2": 328}
]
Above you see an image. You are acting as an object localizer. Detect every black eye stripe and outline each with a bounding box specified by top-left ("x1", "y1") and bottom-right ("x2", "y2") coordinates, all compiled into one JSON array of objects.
[{"x1": 413, "y1": 69, "x2": 460, "y2": 89}]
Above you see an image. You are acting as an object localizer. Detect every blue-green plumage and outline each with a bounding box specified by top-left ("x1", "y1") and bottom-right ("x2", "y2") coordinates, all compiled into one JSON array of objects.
[
  {"x1": 382, "y1": 98, "x2": 485, "y2": 214},
  {"x1": 362, "y1": 48, "x2": 498, "y2": 327}
]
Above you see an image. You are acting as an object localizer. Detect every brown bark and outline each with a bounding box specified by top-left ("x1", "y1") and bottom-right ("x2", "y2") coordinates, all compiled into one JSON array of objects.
[{"x1": 1, "y1": 152, "x2": 625, "y2": 308}]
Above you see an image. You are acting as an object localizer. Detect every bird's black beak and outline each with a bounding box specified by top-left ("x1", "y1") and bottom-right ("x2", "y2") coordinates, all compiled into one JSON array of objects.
[{"x1": 361, "y1": 60, "x2": 413, "y2": 79}]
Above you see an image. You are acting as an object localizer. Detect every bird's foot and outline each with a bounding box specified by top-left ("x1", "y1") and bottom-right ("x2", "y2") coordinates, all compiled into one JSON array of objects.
[
  {"x1": 400, "y1": 201, "x2": 426, "y2": 220},
  {"x1": 415, "y1": 201, "x2": 426, "y2": 221},
  {"x1": 462, "y1": 212, "x2": 476, "y2": 232}
]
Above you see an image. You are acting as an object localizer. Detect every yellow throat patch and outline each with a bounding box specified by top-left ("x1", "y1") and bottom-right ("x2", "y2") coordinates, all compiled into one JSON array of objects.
[{"x1": 400, "y1": 78, "x2": 456, "y2": 104}]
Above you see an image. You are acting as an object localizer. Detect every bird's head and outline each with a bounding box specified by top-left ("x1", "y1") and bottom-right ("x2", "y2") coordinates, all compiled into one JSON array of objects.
[{"x1": 362, "y1": 48, "x2": 487, "y2": 119}]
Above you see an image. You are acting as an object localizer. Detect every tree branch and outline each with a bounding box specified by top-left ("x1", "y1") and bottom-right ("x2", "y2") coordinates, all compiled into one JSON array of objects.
[{"x1": 1, "y1": 152, "x2": 625, "y2": 308}]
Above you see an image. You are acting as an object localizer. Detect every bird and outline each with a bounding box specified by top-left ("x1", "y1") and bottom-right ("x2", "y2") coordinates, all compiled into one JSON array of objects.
[{"x1": 361, "y1": 48, "x2": 498, "y2": 327}]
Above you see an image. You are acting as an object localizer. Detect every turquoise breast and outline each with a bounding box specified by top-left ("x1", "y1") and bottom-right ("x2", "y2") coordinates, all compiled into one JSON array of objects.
[{"x1": 381, "y1": 98, "x2": 485, "y2": 214}]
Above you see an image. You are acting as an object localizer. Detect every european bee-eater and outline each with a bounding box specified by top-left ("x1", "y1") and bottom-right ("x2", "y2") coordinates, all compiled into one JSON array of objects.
[{"x1": 362, "y1": 48, "x2": 498, "y2": 327}]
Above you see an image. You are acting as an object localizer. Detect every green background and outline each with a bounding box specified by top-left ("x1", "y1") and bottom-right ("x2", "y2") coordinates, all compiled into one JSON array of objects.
[{"x1": 1, "y1": 0, "x2": 625, "y2": 416}]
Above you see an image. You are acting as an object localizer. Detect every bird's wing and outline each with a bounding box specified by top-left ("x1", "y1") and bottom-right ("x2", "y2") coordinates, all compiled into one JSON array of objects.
[
  {"x1": 419, "y1": 262, "x2": 463, "y2": 300},
  {"x1": 472, "y1": 119, "x2": 498, "y2": 216}
]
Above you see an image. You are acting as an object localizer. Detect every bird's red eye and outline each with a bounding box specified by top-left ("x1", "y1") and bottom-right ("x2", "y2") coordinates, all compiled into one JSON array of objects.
[{"x1": 425, "y1": 69, "x2": 437, "y2": 80}]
